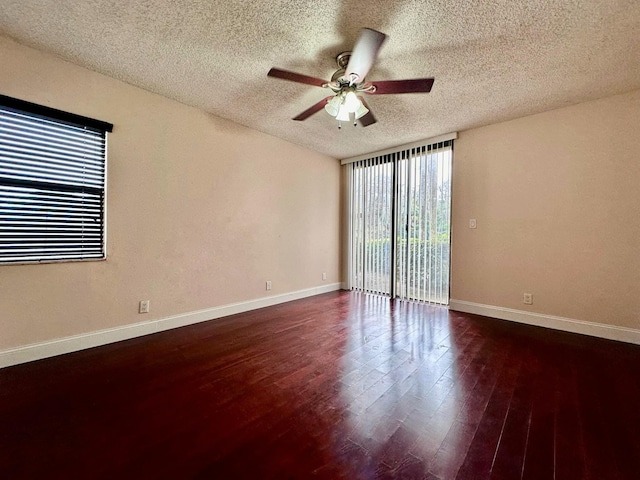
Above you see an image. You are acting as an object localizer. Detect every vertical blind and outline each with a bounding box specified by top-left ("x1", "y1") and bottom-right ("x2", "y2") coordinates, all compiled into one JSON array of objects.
[
  {"x1": 0, "y1": 95, "x2": 113, "y2": 263},
  {"x1": 395, "y1": 142, "x2": 452, "y2": 304},
  {"x1": 350, "y1": 154, "x2": 394, "y2": 295},
  {"x1": 348, "y1": 139, "x2": 453, "y2": 304}
]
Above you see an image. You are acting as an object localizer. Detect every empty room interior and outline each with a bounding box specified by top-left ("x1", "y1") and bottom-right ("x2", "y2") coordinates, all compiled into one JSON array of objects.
[{"x1": 1, "y1": 1, "x2": 639, "y2": 479}]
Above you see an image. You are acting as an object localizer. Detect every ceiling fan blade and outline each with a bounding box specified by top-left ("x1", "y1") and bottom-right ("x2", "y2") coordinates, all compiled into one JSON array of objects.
[
  {"x1": 367, "y1": 78, "x2": 434, "y2": 95},
  {"x1": 345, "y1": 28, "x2": 387, "y2": 84},
  {"x1": 268, "y1": 68, "x2": 327, "y2": 88},
  {"x1": 292, "y1": 96, "x2": 334, "y2": 121},
  {"x1": 357, "y1": 97, "x2": 376, "y2": 127}
]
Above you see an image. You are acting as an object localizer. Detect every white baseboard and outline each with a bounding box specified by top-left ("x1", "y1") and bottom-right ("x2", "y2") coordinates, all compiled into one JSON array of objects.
[
  {"x1": 449, "y1": 299, "x2": 640, "y2": 345},
  {"x1": 0, "y1": 283, "x2": 342, "y2": 369}
]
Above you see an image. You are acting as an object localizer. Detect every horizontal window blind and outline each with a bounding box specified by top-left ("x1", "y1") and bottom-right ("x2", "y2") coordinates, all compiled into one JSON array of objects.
[{"x1": 0, "y1": 96, "x2": 112, "y2": 264}]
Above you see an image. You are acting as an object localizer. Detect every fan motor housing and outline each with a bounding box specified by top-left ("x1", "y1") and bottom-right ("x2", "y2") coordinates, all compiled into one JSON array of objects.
[
  {"x1": 332, "y1": 52, "x2": 352, "y2": 83},
  {"x1": 336, "y1": 52, "x2": 351, "y2": 68}
]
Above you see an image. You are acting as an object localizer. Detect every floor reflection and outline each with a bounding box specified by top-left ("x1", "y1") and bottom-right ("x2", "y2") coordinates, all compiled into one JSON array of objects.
[{"x1": 339, "y1": 292, "x2": 472, "y2": 468}]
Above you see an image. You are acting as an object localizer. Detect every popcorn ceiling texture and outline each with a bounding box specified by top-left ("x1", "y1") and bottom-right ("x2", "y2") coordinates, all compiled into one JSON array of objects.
[{"x1": 1, "y1": 0, "x2": 639, "y2": 159}]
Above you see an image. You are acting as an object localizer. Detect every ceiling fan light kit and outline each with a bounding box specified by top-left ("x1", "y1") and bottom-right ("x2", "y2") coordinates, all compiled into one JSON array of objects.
[
  {"x1": 325, "y1": 88, "x2": 369, "y2": 128},
  {"x1": 268, "y1": 28, "x2": 434, "y2": 129}
]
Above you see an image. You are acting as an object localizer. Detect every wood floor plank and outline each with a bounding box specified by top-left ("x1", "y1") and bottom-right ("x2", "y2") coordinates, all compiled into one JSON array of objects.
[
  {"x1": 520, "y1": 354, "x2": 556, "y2": 480},
  {"x1": 1, "y1": 291, "x2": 639, "y2": 479}
]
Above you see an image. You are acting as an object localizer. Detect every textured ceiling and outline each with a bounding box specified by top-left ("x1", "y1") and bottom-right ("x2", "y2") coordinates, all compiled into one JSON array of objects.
[{"x1": 1, "y1": 1, "x2": 640, "y2": 159}]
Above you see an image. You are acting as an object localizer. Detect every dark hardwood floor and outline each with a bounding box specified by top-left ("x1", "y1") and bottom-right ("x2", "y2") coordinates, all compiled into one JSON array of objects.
[{"x1": 1, "y1": 291, "x2": 639, "y2": 479}]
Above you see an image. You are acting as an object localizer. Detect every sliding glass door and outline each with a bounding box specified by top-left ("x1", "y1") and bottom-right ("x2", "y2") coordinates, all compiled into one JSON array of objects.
[{"x1": 349, "y1": 141, "x2": 453, "y2": 304}]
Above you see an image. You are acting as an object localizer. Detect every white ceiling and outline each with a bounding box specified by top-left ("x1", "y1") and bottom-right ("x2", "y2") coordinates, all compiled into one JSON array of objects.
[{"x1": 1, "y1": 1, "x2": 640, "y2": 159}]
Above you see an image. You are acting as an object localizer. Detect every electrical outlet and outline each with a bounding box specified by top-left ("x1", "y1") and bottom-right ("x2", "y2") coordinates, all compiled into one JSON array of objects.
[
  {"x1": 469, "y1": 218, "x2": 477, "y2": 229},
  {"x1": 523, "y1": 293, "x2": 533, "y2": 305},
  {"x1": 322, "y1": 272, "x2": 327, "y2": 281},
  {"x1": 266, "y1": 280, "x2": 272, "y2": 291},
  {"x1": 139, "y1": 300, "x2": 150, "y2": 314}
]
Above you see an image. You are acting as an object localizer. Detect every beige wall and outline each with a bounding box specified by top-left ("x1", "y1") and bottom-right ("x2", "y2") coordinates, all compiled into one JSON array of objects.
[
  {"x1": 0, "y1": 36, "x2": 340, "y2": 350},
  {"x1": 451, "y1": 89, "x2": 640, "y2": 330}
]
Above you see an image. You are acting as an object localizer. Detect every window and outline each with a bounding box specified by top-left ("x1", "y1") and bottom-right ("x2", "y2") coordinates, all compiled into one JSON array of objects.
[{"x1": 0, "y1": 95, "x2": 113, "y2": 264}]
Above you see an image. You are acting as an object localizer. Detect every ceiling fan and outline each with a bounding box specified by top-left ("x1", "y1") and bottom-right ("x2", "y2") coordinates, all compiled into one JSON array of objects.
[{"x1": 267, "y1": 28, "x2": 434, "y2": 129}]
